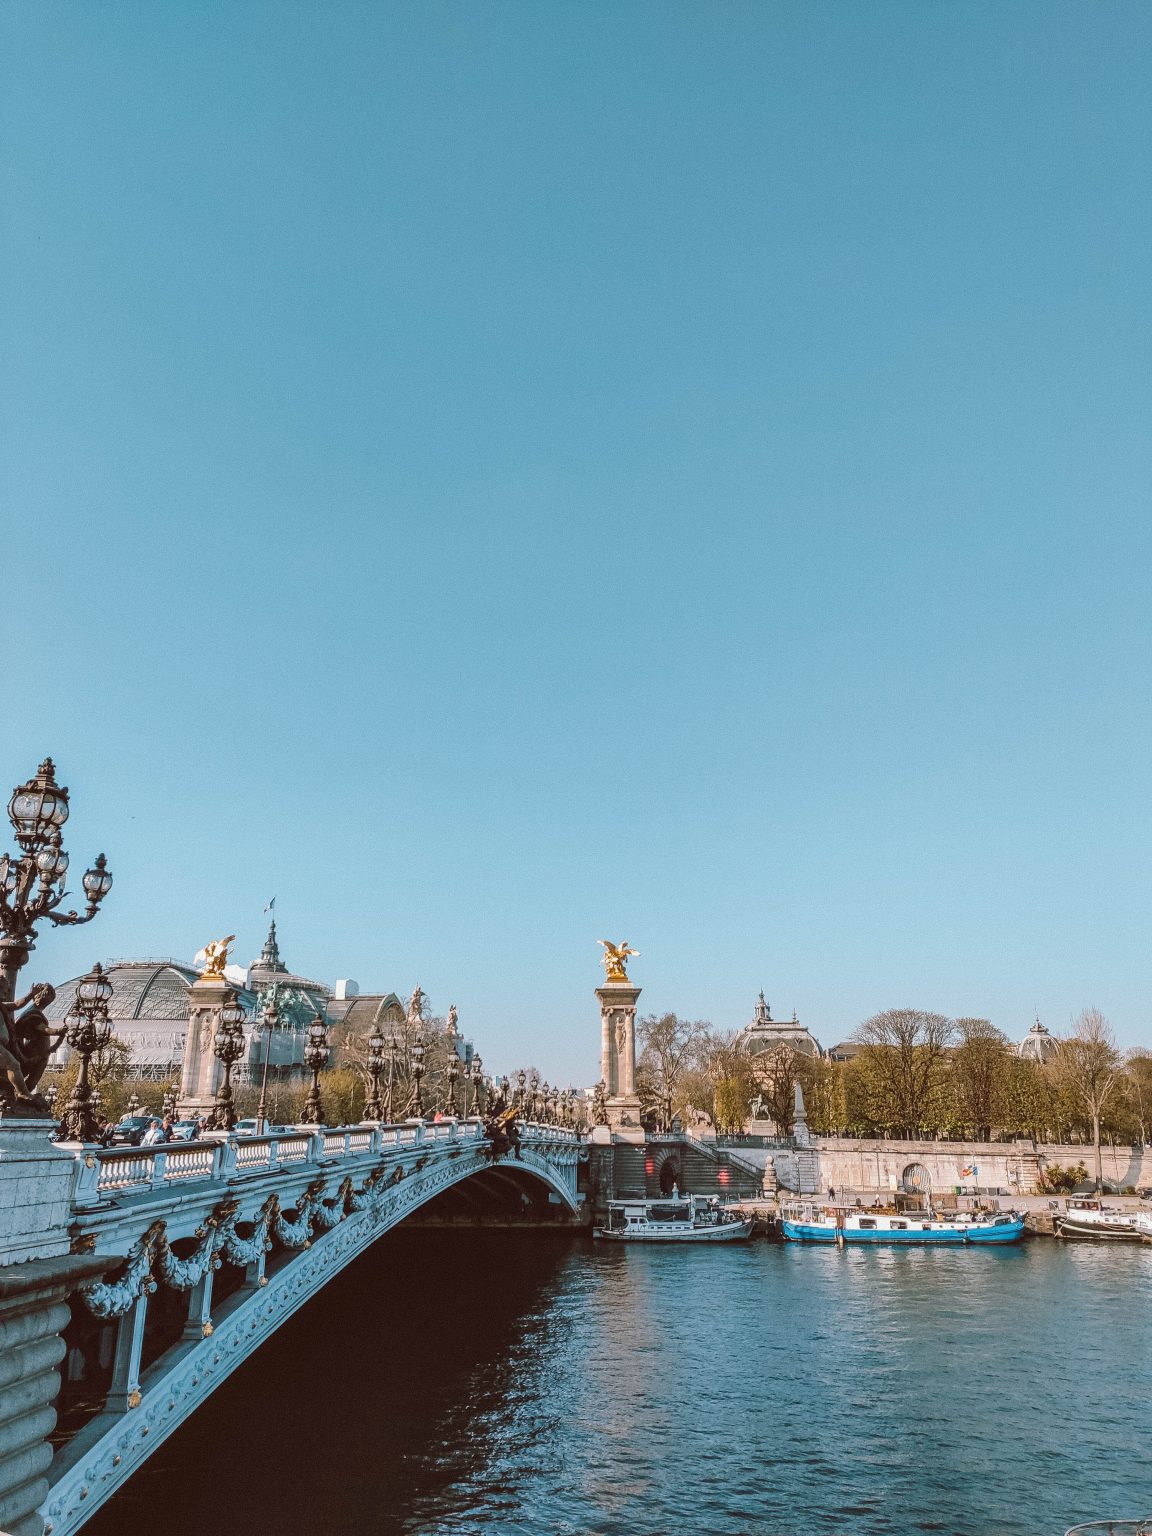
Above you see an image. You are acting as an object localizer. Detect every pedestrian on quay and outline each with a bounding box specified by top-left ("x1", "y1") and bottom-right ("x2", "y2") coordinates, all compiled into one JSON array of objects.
[{"x1": 141, "y1": 1118, "x2": 166, "y2": 1146}]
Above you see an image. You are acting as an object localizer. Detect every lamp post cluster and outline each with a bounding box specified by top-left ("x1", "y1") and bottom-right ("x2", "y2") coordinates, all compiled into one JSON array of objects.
[
  {"x1": 505, "y1": 1071, "x2": 577, "y2": 1126},
  {"x1": 300, "y1": 1013, "x2": 330, "y2": 1125},
  {"x1": 58, "y1": 963, "x2": 114, "y2": 1142},
  {"x1": 0, "y1": 759, "x2": 112, "y2": 1007},
  {"x1": 209, "y1": 990, "x2": 248, "y2": 1131}
]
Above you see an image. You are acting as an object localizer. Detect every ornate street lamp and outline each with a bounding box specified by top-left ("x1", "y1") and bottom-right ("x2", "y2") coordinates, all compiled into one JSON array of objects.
[
  {"x1": 45, "y1": 1083, "x2": 58, "y2": 1115},
  {"x1": 126, "y1": 1091, "x2": 140, "y2": 1116},
  {"x1": 516, "y1": 1069, "x2": 527, "y2": 1112},
  {"x1": 300, "y1": 1013, "x2": 330, "y2": 1126},
  {"x1": 468, "y1": 1054, "x2": 484, "y2": 1117},
  {"x1": 529, "y1": 1072, "x2": 541, "y2": 1121},
  {"x1": 364, "y1": 1022, "x2": 385, "y2": 1121},
  {"x1": 446, "y1": 1055, "x2": 460, "y2": 1117},
  {"x1": 58, "y1": 963, "x2": 114, "y2": 1142},
  {"x1": 0, "y1": 760, "x2": 112, "y2": 1012},
  {"x1": 409, "y1": 1036, "x2": 426, "y2": 1118},
  {"x1": 162, "y1": 1088, "x2": 176, "y2": 1119},
  {"x1": 210, "y1": 990, "x2": 247, "y2": 1131}
]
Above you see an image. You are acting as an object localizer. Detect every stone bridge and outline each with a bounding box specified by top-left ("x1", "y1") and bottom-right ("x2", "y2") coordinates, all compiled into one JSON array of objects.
[{"x1": 0, "y1": 1116, "x2": 582, "y2": 1536}]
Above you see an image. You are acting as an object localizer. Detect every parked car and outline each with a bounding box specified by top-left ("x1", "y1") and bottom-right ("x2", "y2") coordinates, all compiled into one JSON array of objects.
[
  {"x1": 169, "y1": 1120, "x2": 200, "y2": 1142},
  {"x1": 108, "y1": 1116, "x2": 154, "y2": 1146}
]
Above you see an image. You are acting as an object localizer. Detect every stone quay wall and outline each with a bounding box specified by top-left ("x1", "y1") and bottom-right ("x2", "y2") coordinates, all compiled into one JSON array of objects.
[{"x1": 808, "y1": 1138, "x2": 1152, "y2": 1195}]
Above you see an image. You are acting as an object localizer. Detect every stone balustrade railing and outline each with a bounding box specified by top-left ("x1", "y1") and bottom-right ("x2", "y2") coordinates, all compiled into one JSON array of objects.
[{"x1": 71, "y1": 1118, "x2": 579, "y2": 1206}]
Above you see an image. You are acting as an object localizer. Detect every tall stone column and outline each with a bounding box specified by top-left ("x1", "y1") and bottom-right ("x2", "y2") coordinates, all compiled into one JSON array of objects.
[
  {"x1": 596, "y1": 982, "x2": 643, "y2": 1140},
  {"x1": 177, "y1": 975, "x2": 229, "y2": 1120}
]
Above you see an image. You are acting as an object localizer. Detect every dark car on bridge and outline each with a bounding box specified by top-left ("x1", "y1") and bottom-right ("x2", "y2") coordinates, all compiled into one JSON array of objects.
[{"x1": 108, "y1": 1116, "x2": 154, "y2": 1146}]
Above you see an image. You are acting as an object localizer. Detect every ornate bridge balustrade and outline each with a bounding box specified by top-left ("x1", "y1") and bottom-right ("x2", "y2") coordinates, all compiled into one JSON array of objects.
[{"x1": 39, "y1": 1119, "x2": 581, "y2": 1536}]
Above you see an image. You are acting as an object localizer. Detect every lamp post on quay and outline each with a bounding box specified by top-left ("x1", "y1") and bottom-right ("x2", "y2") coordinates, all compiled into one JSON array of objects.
[
  {"x1": 300, "y1": 1014, "x2": 330, "y2": 1126},
  {"x1": 408, "y1": 1037, "x2": 426, "y2": 1119},
  {"x1": 58, "y1": 963, "x2": 114, "y2": 1143},
  {"x1": 364, "y1": 1022, "x2": 385, "y2": 1121},
  {"x1": 0, "y1": 759, "x2": 112, "y2": 1112},
  {"x1": 210, "y1": 991, "x2": 247, "y2": 1131}
]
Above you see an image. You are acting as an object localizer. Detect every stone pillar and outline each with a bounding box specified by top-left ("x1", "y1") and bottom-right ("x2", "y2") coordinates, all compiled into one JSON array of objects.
[
  {"x1": 596, "y1": 983, "x2": 643, "y2": 1140},
  {"x1": 0, "y1": 1119, "x2": 118, "y2": 1536},
  {"x1": 178, "y1": 976, "x2": 229, "y2": 1120}
]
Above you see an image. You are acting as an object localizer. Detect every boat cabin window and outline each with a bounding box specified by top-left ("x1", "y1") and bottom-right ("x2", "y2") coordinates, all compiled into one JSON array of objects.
[
  {"x1": 891, "y1": 1220, "x2": 907, "y2": 1230},
  {"x1": 858, "y1": 1218, "x2": 876, "y2": 1229}
]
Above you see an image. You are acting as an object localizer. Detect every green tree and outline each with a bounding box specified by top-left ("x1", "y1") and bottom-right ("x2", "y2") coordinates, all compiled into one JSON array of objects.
[
  {"x1": 853, "y1": 1009, "x2": 954, "y2": 1137},
  {"x1": 950, "y1": 1019, "x2": 1012, "y2": 1140}
]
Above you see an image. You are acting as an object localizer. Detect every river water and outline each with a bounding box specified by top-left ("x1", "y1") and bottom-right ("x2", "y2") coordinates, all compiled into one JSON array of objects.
[{"x1": 80, "y1": 1230, "x2": 1152, "y2": 1536}]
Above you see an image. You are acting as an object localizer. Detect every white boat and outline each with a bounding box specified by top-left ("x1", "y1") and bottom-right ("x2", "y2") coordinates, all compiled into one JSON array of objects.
[
  {"x1": 1056, "y1": 1196, "x2": 1142, "y2": 1241},
  {"x1": 781, "y1": 1201, "x2": 1025, "y2": 1246},
  {"x1": 595, "y1": 1195, "x2": 754, "y2": 1242}
]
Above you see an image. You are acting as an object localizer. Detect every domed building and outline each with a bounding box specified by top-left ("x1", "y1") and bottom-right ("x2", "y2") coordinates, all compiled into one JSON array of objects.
[
  {"x1": 44, "y1": 959, "x2": 258, "y2": 1080},
  {"x1": 736, "y1": 991, "x2": 822, "y2": 1059},
  {"x1": 44, "y1": 920, "x2": 332, "y2": 1083},
  {"x1": 1018, "y1": 1016, "x2": 1060, "y2": 1064}
]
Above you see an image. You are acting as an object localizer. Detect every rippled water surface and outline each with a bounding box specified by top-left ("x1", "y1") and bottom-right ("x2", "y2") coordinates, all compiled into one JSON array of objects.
[{"x1": 82, "y1": 1231, "x2": 1152, "y2": 1536}]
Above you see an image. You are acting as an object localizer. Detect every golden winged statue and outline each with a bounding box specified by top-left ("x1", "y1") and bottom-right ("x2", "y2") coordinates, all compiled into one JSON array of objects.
[
  {"x1": 598, "y1": 940, "x2": 639, "y2": 983},
  {"x1": 199, "y1": 936, "x2": 236, "y2": 980}
]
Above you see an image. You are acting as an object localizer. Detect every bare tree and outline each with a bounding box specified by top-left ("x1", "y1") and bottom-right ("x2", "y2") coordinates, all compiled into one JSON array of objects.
[
  {"x1": 1055, "y1": 1009, "x2": 1124, "y2": 1190},
  {"x1": 854, "y1": 1009, "x2": 954, "y2": 1137},
  {"x1": 636, "y1": 1013, "x2": 710, "y2": 1131}
]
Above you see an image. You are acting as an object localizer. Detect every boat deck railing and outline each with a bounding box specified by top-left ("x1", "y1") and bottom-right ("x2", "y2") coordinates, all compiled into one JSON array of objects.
[{"x1": 1065, "y1": 1520, "x2": 1152, "y2": 1534}]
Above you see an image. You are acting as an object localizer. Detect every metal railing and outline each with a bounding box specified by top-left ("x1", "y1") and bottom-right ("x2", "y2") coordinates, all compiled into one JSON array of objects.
[{"x1": 72, "y1": 1117, "x2": 576, "y2": 1204}]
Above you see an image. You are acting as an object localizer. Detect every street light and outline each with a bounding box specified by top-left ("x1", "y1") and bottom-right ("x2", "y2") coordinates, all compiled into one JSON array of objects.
[
  {"x1": 409, "y1": 1036, "x2": 426, "y2": 1119},
  {"x1": 300, "y1": 1014, "x2": 330, "y2": 1126},
  {"x1": 516, "y1": 1069, "x2": 527, "y2": 1112},
  {"x1": 58, "y1": 963, "x2": 114, "y2": 1142},
  {"x1": 0, "y1": 760, "x2": 112, "y2": 1012},
  {"x1": 162, "y1": 1088, "x2": 176, "y2": 1119},
  {"x1": 210, "y1": 990, "x2": 247, "y2": 1131},
  {"x1": 446, "y1": 1055, "x2": 460, "y2": 1117},
  {"x1": 126, "y1": 1091, "x2": 140, "y2": 1116},
  {"x1": 383, "y1": 1034, "x2": 400, "y2": 1123},
  {"x1": 364, "y1": 1022, "x2": 385, "y2": 1121},
  {"x1": 252, "y1": 991, "x2": 280, "y2": 1134},
  {"x1": 45, "y1": 1083, "x2": 58, "y2": 1115}
]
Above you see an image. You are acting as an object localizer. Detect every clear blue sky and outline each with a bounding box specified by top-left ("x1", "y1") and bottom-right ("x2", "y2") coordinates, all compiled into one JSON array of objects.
[{"x1": 3, "y1": 2, "x2": 1150, "y2": 1083}]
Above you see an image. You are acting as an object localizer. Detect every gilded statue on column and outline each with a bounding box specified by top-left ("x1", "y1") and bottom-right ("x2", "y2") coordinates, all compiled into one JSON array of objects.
[
  {"x1": 597, "y1": 940, "x2": 639, "y2": 983},
  {"x1": 199, "y1": 936, "x2": 235, "y2": 980}
]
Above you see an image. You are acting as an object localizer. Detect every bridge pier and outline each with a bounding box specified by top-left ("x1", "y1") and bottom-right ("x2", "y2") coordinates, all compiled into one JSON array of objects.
[{"x1": 0, "y1": 1120, "x2": 118, "y2": 1536}]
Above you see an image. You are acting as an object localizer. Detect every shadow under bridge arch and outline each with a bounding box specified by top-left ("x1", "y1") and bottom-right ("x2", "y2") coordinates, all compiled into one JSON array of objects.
[{"x1": 405, "y1": 1153, "x2": 582, "y2": 1227}]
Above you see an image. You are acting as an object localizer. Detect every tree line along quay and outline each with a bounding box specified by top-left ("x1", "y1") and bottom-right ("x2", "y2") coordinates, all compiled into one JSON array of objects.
[{"x1": 634, "y1": 1006, "x2": 1142, "y2": 1192}]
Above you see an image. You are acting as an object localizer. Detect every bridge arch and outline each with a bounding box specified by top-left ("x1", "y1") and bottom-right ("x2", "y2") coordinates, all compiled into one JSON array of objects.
[{"x1": 44, "y1": 1122, "x2": 582, "y2": 1536}]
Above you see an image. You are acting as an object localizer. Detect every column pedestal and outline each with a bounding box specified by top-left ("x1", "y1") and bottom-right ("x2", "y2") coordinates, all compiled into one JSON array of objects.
[
  {"x1": 178, "y1": 976, "x2": 229, "y2": 1120},
  {"x1": 596, "y1": 983, "x2": 644, "y2": 1142}
]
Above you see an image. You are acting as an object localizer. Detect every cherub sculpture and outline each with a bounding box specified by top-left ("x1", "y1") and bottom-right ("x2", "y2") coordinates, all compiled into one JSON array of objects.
[
  {"x1": 597, "y1": 940, "x2": 639, "y2": 982},
  {"x1": 199, "y1": 936, "x2": 235, "y2": 979}
]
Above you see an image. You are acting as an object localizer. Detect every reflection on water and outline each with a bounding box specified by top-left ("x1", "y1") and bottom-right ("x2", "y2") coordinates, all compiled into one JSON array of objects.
[{"x1": 80, "y1": 1232, "x2": 1152, "y2": 1536}]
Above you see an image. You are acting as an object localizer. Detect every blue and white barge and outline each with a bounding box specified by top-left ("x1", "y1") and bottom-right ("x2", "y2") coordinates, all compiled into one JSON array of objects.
[{"x1": 781, "y1": 1202, "x2": 1025, "y2": 1246}]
